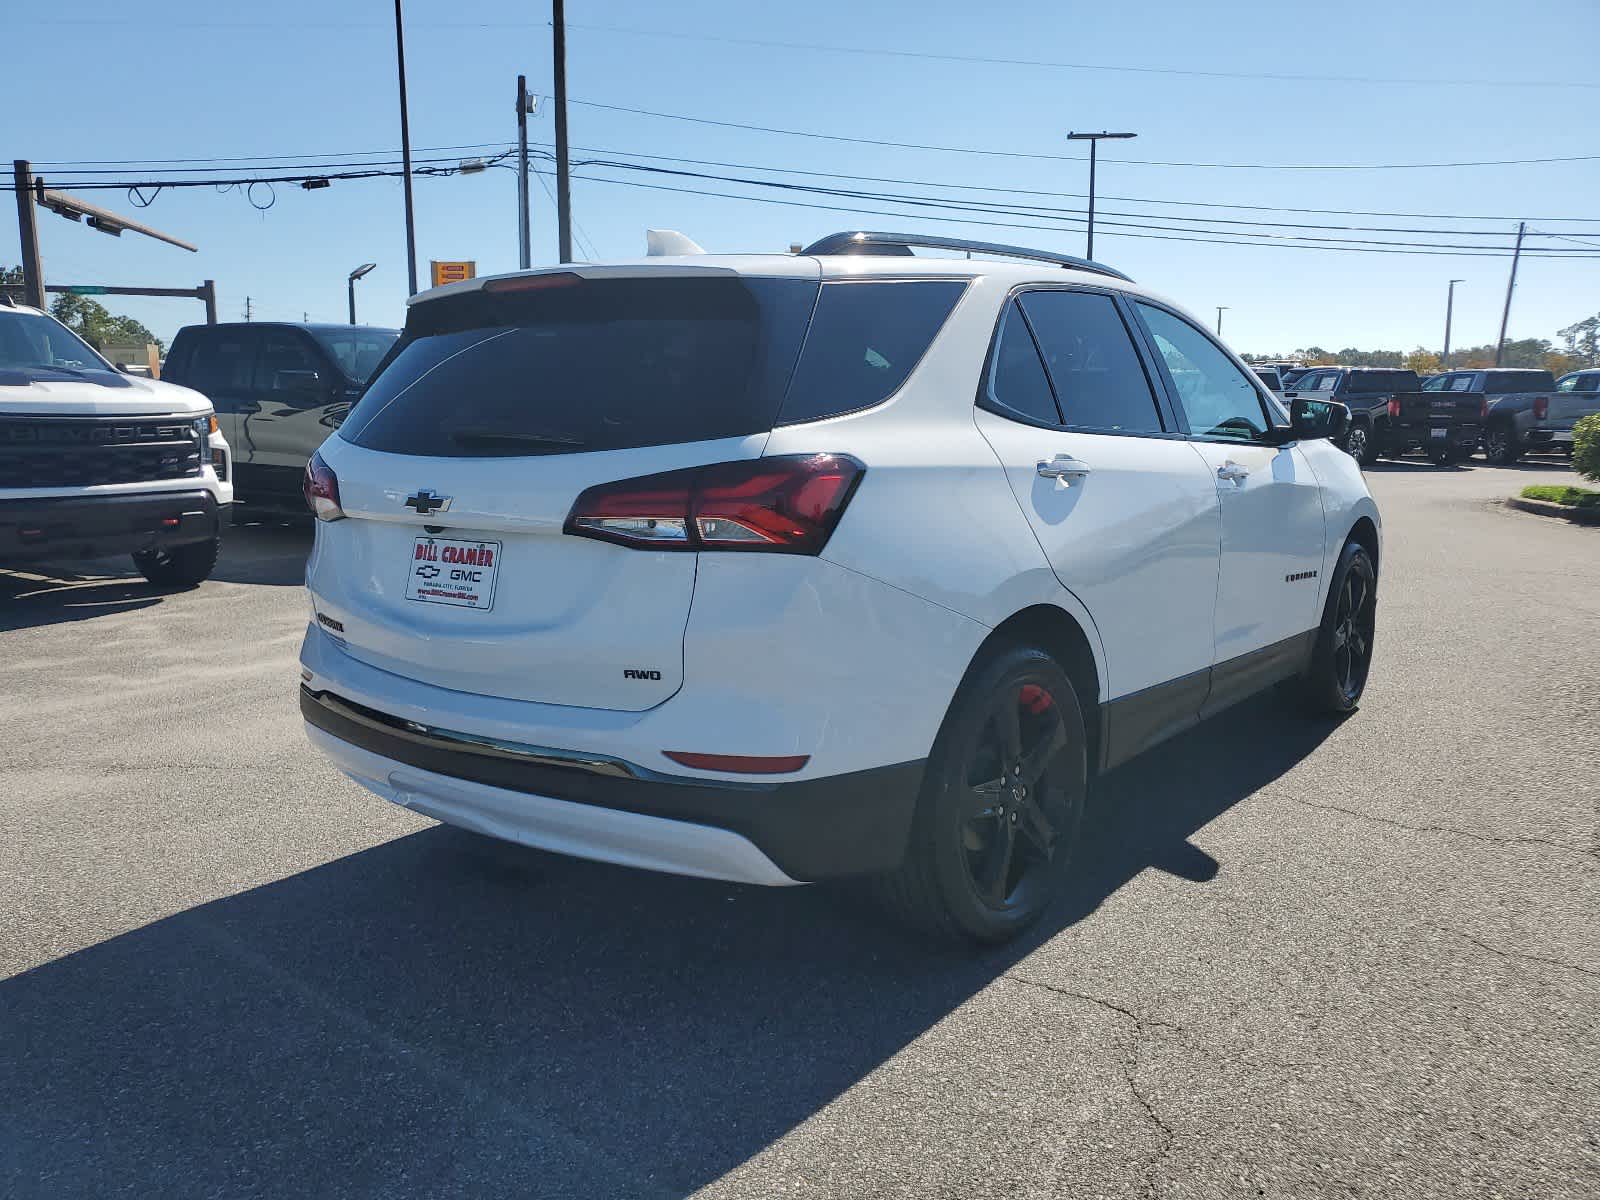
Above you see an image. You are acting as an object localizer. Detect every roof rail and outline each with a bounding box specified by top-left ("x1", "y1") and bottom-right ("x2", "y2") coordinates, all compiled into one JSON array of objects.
[{"x1": 800, "y1": 231, "x2": 1133, "y2": 282}]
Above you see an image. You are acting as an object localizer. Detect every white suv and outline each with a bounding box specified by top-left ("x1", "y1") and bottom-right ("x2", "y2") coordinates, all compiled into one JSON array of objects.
[{"x1": 299, "y1": 232, "x2": 1380, "y2": 943}]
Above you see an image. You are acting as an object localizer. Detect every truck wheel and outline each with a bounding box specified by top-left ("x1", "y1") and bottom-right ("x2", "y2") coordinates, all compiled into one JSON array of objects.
[
  {"x1": 1483, "y1": 423, "x2": 1521, "y2": 465},
  {"x1": 133, "y1": 537, "x2": 220, "y2": 588},
  {"x1": 874, "y1": 643, "x2": 1087, "y2": 944},
  {"x1": 1342, "y1": 423, "x2": 1377, "y2": 466},
  {"x1": 1292, "y1": 541, "x2": 1377, "y2": 716}
]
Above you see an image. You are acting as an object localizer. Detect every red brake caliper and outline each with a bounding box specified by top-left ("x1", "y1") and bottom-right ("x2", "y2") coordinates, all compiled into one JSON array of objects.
[{"x1": 1018, "y1": 684, "x2": 1054, "y2": 716}]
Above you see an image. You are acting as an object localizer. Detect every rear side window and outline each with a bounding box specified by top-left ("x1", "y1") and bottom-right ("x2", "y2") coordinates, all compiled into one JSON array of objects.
[
  {"x1": 983, "y1": 301, "x2": 1060, "y2": 425},
  {"x1": 184, "y1": 330, "x2": 258, "y2": 397},
  {"x1": 1021, "y1": 291, "x2": 1164, "y2": 434},
  {"x1": 342, "y1": 276, "x2": 817, "y2": 457},
  {"x1": 776, "y1": 280, "x2": 966, "y2": 425}
]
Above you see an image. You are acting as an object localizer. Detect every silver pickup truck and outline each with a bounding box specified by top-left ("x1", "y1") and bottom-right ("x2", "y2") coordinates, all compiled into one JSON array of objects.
[{"x1": 1422, "y1": 368, "x2": 1600, "y2": 464}]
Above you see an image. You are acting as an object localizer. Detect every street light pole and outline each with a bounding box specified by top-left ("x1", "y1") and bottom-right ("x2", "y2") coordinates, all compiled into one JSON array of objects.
[
  {"x1": 393, "y1": 0, "x2": 418, "y2": 296},
  {"x1": 553, "y1": 0, "x2": 574, "y2": 263},
  {"x1": 1442, "y1": 279, "x2": 1464, "y2": 369},
  {"x1": 1066, "y1": 131, "x2": 1136, "y2": 261},
  {"x1": 1216, "y1": 306, "x2": 1230, "y2": 337},
  {"x1": 348, "y1": 263, "x2": 376, "y2": 324}
]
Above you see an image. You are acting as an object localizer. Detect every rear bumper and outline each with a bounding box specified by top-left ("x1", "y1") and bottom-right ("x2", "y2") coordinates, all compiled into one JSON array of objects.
[
  {"x1": 301, "y1": 685, "x2": 923, "y2": 883},
  {"x1": 0, "y1": 489, "x2": 219, "y2": 562},
  {"x1": 1376, "y1": 423, "x2": 1480, "y2": 452}
]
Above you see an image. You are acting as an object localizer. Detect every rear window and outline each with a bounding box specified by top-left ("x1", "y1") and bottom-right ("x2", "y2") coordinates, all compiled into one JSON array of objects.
[
  {"x1": 341, "y1": 276, "x2": 818, "y2": 457},
  {"x1": 776, "y1": 280, "x2": 967, "y2": 424},
  {"x1": 1349, "y1": 370, "x2": 1419, "y2": 393},
  {"x1": 1483, "y1": 371, "x2": 1553, "y2": 394}
]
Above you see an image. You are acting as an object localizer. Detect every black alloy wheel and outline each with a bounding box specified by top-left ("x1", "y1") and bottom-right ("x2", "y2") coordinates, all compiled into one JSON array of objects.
[
  {"x1": 1329, "y1": 561, "x2": 1376, "y2": 705},
  {"x1": 875, "y1": 644, "x2": 1087, "y2": 944}
]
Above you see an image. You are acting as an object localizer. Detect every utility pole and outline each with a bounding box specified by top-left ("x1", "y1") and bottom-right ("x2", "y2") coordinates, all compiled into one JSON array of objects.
[
  {"x1": 393, "y1": 0, "x2": 419, "y2": 295},
  {"x1": 244, "y1": 296, "x2": 253, "y2": 322},
  {"x1": 517, "y1": 74, "x2": 533, "y2": 269},
  {"x1": 12, "y1": 160, "x2": 46, "y2": 309},
  {"x1": 1442, "y1": 279, "x2": 1464, "y2": 369},
  {"x1": 1494, "y1": 222, "x2": 1525, "y2": 367},
  {"x1": 1216, "y1": 306, "x2": 1229, "y2": 337},
  {"x1": 1066, "y1": 131, "x2": 1136, "y2": 261},
  {"x1": 553, "y1": 0, "x2": 573, "y2": 263}
]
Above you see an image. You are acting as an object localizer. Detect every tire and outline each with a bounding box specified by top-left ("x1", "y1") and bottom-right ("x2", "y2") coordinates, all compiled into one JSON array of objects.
[
  {"x1": 1292, "y1": 541, "x2": 1377, "y2": 716},
  {"x1": 1483, "y1": 422, "x2": 1521, "y2": 466},
  {"x1": 132, "y1": 537, "x2": 220, "y2": 587},
  {"x1": 874, "y1": 643, "x2": 1088, "y2": 944},
  {"x1": 1342, "y1": 422, "x2": 1377, "y2": 466}
]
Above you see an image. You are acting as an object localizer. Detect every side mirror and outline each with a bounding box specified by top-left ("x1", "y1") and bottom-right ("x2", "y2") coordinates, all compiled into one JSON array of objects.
[{"x1": 1289, "y1": 396, "x2": 1349, "y2": 442}]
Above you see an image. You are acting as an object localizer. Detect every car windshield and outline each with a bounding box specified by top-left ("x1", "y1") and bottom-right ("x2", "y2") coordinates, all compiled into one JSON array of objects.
[
  {"x1": 309, "y1": 326, "x2": 400, "y2": 383},
  {"x1": 0, "y1": 310, "x2": 114, "y2": 375}
]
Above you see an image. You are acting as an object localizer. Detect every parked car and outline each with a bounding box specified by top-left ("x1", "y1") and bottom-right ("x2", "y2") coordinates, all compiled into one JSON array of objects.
[
  {"x1": 1423, "y1": 368, "x2": 1600, "y2": 464},
  {"x1": 1280, "y1": 366, "x2": 1315, "y2": 389},
  {"x1": 297, "y1": 230, "x2": 1381, "y2": 944},
  {"x1": 163, "y1": 321, "x2": 398, "y2": 513},
  {"x1": 1252, "y1": 365, "x2": 1285, "y2": 394},
  {"x1": 0, "y1": 299, "x2": 232, "y2": 584},
  {"x1": 1286, "y1": 365, "x2": 1479, "y2": 465}
]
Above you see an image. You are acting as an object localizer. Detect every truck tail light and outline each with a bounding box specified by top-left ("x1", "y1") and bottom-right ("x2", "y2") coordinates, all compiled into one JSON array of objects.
[
  {"x1": 1387, "y1": 397, "x2": 1402, "y2": 419},
  {"x1": 1480, "y1": 397, "x2": 1490, "y2": 420},
  {"x1": 303, "y1": 450, "x2": 345, "y2": 521},
  {"x1": 567, "y1": 455, "x2": 864, "y2": 554},
  {"x1": 1533, "y1": 396, "x2": 1549, "y2": 420}
]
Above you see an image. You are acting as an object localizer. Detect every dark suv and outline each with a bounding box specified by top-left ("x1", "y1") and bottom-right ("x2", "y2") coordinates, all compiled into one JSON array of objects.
[
  {"x1": 1286, "y1": 366, "x2": 1480, "y2": 465},
  {"x1": 164, "y1": 322, "x2": 398, "y2": 512}
]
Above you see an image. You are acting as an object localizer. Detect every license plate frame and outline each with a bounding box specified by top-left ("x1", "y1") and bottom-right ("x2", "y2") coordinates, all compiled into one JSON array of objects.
[{"x1": 404, "y1": 536, "x2": 502, "y2": 611}]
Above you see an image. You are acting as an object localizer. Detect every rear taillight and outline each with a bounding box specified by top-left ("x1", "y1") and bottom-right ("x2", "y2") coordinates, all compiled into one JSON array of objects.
[
  {"x1": 1481, "y1": 397, "x2": 1490, "y2": 420},
  {"x1": 303, "y1": 450, "x2": 344, "y2": 521},
  {"x1": 566, "y1": 454, "x2": 864, "y2": 554},
  {"x1": 1387, "y1": 397, "x2": 1402, "y2": 419},
  {"x1": 1533, "y1": 396, "x2": 1549, "y2": 420}
]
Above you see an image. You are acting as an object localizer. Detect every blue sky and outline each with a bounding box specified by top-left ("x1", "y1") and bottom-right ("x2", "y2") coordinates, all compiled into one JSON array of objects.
[{"x1": 5, "y1": 0, "x2": 1598, "y2": 355}]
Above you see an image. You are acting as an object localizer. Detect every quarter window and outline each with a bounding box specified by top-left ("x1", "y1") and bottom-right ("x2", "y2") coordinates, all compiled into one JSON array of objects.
[
  {"x1": 1136, "y1": 303, "x2": 1273, "y2": 441},
  {"x1": 1017, "y1": 291, "x2": 1164, "y2": 434},
  {"x1": 984, "y1": 301, "x2": 1059, "y2": 425}
]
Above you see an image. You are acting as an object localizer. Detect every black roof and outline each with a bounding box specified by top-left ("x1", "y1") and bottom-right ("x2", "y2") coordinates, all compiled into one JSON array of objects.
[{"x1": 177, "y1": 321, "x2": 399, "y2": 335}]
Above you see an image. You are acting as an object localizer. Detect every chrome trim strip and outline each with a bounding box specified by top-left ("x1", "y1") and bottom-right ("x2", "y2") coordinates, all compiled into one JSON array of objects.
[{"x1": 309, "y1": 690, "x2": 645, "y2": 780}]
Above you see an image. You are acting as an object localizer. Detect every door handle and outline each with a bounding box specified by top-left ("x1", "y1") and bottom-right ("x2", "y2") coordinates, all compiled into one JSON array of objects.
[
  {"x1": 1036, "y1": 455, "x2": 1092, "y2": 485},
  {"x1": 1216, "y1": 461, "x2": 1250, "y2": 484}
]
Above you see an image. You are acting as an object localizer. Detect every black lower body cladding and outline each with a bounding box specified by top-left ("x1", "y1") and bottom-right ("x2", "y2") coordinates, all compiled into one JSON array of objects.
[{"x1": 300, "y1": 687, "x2": 925, "y2": 882}]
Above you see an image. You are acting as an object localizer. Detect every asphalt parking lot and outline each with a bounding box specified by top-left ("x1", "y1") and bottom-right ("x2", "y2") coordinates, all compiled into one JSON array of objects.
[{"x1": 2, "y1": 460, "x2": 1596, "y2": 1199}]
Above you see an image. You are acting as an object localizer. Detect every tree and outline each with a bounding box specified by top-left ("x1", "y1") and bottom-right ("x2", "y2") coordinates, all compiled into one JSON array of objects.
[
  {"x1": 49, "y1": 292, "x2": 164, "y2": 354},
  {"x1": 1557, "y1": 315, "x2": 1600, "y2": 368},
  {"x1": 1404, "y1": 348, "x2": 1442, "y2": 374}
]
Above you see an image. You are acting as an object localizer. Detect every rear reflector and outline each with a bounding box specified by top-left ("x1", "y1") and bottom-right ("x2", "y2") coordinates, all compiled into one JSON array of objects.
[
  {"x1": 303, "y1": 450, "x2": 345, "y2": 521},
  {"x1": 567, "y1": 454, "x2": 864, "y2": 554},
  {"x1": 663, "y1": 751, "x2": 811, "y2": 775}
]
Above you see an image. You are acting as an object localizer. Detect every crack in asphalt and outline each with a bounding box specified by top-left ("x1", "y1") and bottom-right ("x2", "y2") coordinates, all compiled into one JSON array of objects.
[
  {"x1": 1274, "y1": 794, "x2": 1599, "y2": 864},
  {"x1": 1003, "y1": 974, "x2": 1179, "y2": 1196},
  {"x1": 1434, "y1": 925, "x2": 1600, "y2": 981}
]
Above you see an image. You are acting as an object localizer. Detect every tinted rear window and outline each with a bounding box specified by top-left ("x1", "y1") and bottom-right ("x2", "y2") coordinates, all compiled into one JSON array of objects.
[
  {"x1": 1348, "y1": 370, "x2": 1419, "y2": 392},
  {"x1": 776, "y1": 280, "x2": 967, "y2": 424},
  {"x1": 341, "y1": 276, "x2": 817, "y2": 457},
  {"x1": 1483, "y1": 371, "x2": 1553, "y2": 394}
]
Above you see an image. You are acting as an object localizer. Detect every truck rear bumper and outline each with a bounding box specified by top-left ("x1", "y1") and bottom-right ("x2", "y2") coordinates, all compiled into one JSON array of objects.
[
  {"x1": 1377, "y1": 423, "x2": 1481, "y2": 453},
  {"x1": 0, "y1": 490, "x2": 219, "y2": 562}
]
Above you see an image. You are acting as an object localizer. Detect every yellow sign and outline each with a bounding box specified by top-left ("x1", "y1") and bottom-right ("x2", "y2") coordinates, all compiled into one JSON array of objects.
[{"x1": 430, "y1": 260, "x2": 477, "y2": 287}]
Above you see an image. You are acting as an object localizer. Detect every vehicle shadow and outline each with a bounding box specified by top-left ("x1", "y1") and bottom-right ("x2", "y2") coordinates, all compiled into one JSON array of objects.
[
  {"x1": 0, "y1": 525, "x2": 311, "y2": 632},
  {"x1": 0, "y1": 693, "x2": 1333, "y2": 1199}
]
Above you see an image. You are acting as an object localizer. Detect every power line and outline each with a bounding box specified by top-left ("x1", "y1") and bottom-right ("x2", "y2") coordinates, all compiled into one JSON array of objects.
[
  {"x1": 565, "y1": 172, "x2": 1600, "y2": 259},
  {"x1": 563, "y1": 20, "x2": 1600, "y2": 93},
  {"x1": 566, "y1": 99, "x2": 1600, "y2": 171}
]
